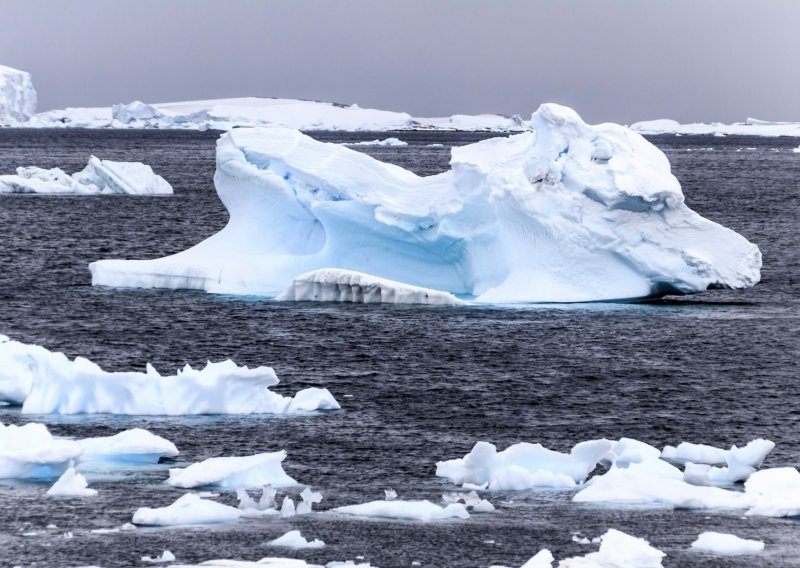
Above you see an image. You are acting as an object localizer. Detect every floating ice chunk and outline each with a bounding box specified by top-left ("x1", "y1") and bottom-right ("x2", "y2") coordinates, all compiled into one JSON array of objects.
[
  {"x1": 268, "y1": 530, "x2": 325, "y2": 549},
  {"x1": 90, "y1": 103, "x2": 760, "y2": 303},
  {"x1": 276, "y1": 269, "x2": 467, "y2": 306},
  {"x1": 521, "y1": 549, "x2": 554, "y2": 568},
  {"x1": 384, "y1": 488, "x2": 397, "y2": 500},
  {"x1": 141, "y1": 550, "x2": 177, "y2": 564},
  {"x1": 344, "y1": 137, "x2": 408, "y2": 147},
  {"x1": 690, "y1": 532, "x2": 764, "y2": 555},
  {"x1": 793, "y1": 145, "x2": 800, "y2": 153},
  {"x1": 280, "y1": 496, "x2": 296, "y2": 518},
  {"x1": 2, "y1": 336, "x2": 340, "y2": 415},
  {"x1": 132, "y1": 493, "x2": 241, "y2": 526},
  {"x1": 333, "y1": 499, "x2": 469, "y2": 521},
  {"x1": 743, "y1": 467, "x2": 800, "y2": 517},
  {"x1": 0, "y1": 65, "x2": 36, "y2": 124},
  {"x1": 436, "y1": 439, "x2": 612, "y2": 490},
  {"x1": 167, "y1": 452, "x2": 297, "y2": 489},
  {"x1": 296, "y1": 486, "x2": 323, "y2": 515},
  {"x1": 607, "y1": 438, "x2": 661, "y2": 467},
  {"x1": 75, "y1": 428, "x2": 179, "y2": 464},
  {"x1": 665, "y1": 439, "x2": 774, "y2": 484},
  {"x1": 0, "y1": 422, "x2": 83, "y2": 479},
  {"x1": 472, "y1": 498, "x2": 495, "y2": 512},
  {"x1": 560, "y1": 529, "x2": 665, "y2": 567},
  {"x1": 0, "y1": 156, "x2": 173, "y2": 195},
  {"x1": 440, "y1": 490, "x2": 494, "y2": 512},
  {"x1": 46, "y1": 467, "x2": 97, "y2": 497}
]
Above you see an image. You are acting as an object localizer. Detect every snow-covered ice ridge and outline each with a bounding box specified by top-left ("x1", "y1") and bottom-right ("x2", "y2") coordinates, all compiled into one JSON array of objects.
[
  {"x1": 0, "y1": 156, "x2": 172, "y2": 195},
  {"x1": 91, "y1": 103, "x2": 761, "y2": 303},
  {"x1": 0, "y1": 335, "x2": 339, "y2": 415},
  {"x1": 24, "y1": 97, "x2": 527, "y2": 132},
  {"x1": 630, "y1": 117, "x2": 800, "y2": 137},
  {"x1": 0, "y1": 65, "x2": 36, "y2": 124}
]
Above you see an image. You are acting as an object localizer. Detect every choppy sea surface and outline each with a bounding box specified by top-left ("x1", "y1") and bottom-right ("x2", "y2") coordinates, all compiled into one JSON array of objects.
[{"x1": 0, "y1": 129, "x2": 798, "y2": 568}]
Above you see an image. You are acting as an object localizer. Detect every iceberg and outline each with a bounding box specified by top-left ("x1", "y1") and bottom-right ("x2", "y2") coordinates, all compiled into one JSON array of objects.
[
  {"x1": 0, "y1": 65, "x2": 36, "y2": 124},
  {"x1": 690, "y1": 532, "x2": 764, "y2": 555},
  {"x1": 167, "y1": 452, "x2": 297, "y2": 489},
  {"x1": 132, "y1": 493, "x2": 242, "y2": 526},
  {"x1": 0, "y1": 156, "x2": 173, "y2": 195},
  {"x1": 0, "y1": 335, "x2": 340, "y2": 415},
  {"x1": 276, "y1": 269, "x2": 467, "y2": 306},
  {"x1": 0, "y1": 422, "x2": 83, "y2": 480},
  {"x1": 333, "y1": 499, "x2": 469, "y2": 521},
  {"x1": 268, "y1": 530, "x2": 325, "y2": 549},
  {"x1": 46, "y1": 467, "x2": 97, "y2": 497},
  {"x1": 663, "y1": 439, "x2": 774, "y2": 485},
  {"x1": 75, "y1": 428, "x2": 179, "y2": 464},
  {"x1": 436, "y1": 439, "x2": 613, "y2": 490},
  {"x1": 90, "y1": 104, "x2": 760, "y2": 303},
  {"x1": 560, "y1": 529, "x2": 665, "y2": 567}
]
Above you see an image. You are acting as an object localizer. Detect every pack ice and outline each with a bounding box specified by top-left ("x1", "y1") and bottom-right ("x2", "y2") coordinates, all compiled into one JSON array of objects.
[
  {"x1": 0, "y1": 156, "x2": 172, "y2": 195},
  {"x1": 0, "y1": 335, "x2": 340, "y2": 415},
  {"x1": 90, "y1": 104, "x2": 761, "y2": 303},
  {"x1": 0, "y1": 65, "x2": 36, "y2": 124}
]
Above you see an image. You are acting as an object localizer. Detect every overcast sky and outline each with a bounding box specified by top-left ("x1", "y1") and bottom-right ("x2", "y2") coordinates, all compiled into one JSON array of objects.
[{"x1": 2, "y1": 0, "x2": 799, "y2": 123}]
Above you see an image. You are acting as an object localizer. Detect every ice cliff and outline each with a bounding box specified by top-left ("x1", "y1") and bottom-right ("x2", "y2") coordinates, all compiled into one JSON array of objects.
[
  {"x1": 90, "y1": 103, "x2": 761, "y2": 303},
  {"x1": 0, "y1": 65, "x2": 36, "y2": 124}
]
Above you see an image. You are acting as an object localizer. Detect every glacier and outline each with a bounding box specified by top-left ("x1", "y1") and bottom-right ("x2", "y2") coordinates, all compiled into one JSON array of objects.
[
  {"x1": 90, "y1": 103, "x2": 761, "y2": 303},
  {"x1": 0, "y1": 65, "x2": 36, "y2": 124},
  {"x1": 0, "y1": 156, "x2": 173, "y2": 195},
  {"x1": 0, "y1": 335, "x2": 340, "y2": 415}
]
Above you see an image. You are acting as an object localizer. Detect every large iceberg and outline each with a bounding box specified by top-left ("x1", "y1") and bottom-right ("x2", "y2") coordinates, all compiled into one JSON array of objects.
[
  {"x1": 90, "y1": 104, "x2": 761, "y2": 303},
  {"x1": 0, "y1": 156, "x2": 173, "y2": 195},
  {"x1": 0, "y1": 335, "x2": 340, "y2": 415},
  {"x1": 0, "y1": 65, "x2": 36, "y2": 124}
]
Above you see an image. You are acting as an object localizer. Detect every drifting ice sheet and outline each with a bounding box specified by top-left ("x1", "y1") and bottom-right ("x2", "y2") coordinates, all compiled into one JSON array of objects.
[
  {"x1": 691, "y1": 532, "x2": 764, "y2": 555},
  {"x1": 167, "y1": 452, "x2": 297, "y2": 489},
  {"x1": 0, "y1": 156, "x2": 173, "y2": 195},
  {"x1": 90, "y1": 103, "x2": 761, "y2": 303}
]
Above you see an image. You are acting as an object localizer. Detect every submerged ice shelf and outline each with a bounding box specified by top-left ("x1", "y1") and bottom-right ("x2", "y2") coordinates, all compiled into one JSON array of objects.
[
  {"x1": 0, "y1": 335, "x2": 340, "y2": 415},
  {"x1": 91, "y1": 103, "x2": 761, "y2": 303}
]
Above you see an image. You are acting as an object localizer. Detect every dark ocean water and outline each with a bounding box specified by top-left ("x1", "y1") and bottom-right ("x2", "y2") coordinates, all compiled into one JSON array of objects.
[{"x1": 0, "y1": 129, "x2": 797, "y2": 568}]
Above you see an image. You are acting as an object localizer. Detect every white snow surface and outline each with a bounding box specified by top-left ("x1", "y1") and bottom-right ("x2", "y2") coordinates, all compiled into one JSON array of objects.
[
  {"x1": 0, "y1": 335, "x2": 339, "y2": 415},
  {"x1": 690, "y1": 532, "x2": 764, "y2": 555},
  {"x1": 630, "y1": 118, "x2": 800, "y2": 137},
  {"x1": 0, "y1": 156, "x2": 173, "y2": 195},
  {"x1": 0, "y1": 65, "x2": 36, "y2": 124},
  {"x1": 132, "y1": 493, "x2": 242, "y2": 526},
  {"x1": 436, "y1": 439, "x2": 613, "y2": 490},
  {"x1": 75, "y1": 428, "x2": 179, "y2": 464},
  {"x1": 268, "y1": 530, "x2": 325, "y2": 549},
  {"x1": 167, "y1": 452, "x2": 297, "y2": 489},
  {"x1": 46, "y1": 467, "x2": 97, "y2": 497},
  {"x1": 333, "y1": 499, "x2": 469, "y2": 521},
  {"x1": 559, "y1": 529, "x2": 665, "y2": 567},
  {"x1": 89, "y1": 103, "x2": 761, "y2": 303},
  {"x1": 0, "y1": 421, "x2": 82, "y2": 479},
  {"x1": 276, "y1": 269, "x2": 467, "y2": 306}
]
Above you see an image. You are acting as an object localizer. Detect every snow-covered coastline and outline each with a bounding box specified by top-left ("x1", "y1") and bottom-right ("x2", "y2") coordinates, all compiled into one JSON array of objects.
[{"x1": 630, "y1": 118, "x2": 800, "y2": 137}]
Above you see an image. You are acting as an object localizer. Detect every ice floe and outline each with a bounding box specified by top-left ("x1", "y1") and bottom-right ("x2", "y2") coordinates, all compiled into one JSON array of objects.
[
  {"x1": 167, "y1": 452, "x2": 297, "y2": 489},
  {"x1": 91, "y1": 103, "x2": 761, "y2": 303},
  {"x1": 436, "y1": 440, "x2": 613, "y2": 490},
  {"x1": 0, "y1": 156, "x2": 173, "y2": 195},
  {"x1": 663, "y1": 439, "x2": 774, "y2": 485},
  {"x1": 268, "y1": 530, "x2": 326, "y2": 549},
  {"x1": 560, "y1": 529, "x2": 665, "y2": 567},
  {"x1": 690, "y1": 532, "x2": 764, "y2": 555},
  {"x1": 0, "y1": 422, "x2": 82, "y2": 480},
  {"x1": 333, "y1": 499, "x2": 469, "y2": 521},
  {"x1": 75, "y1": 428, "x2": 179, "y2": 464},
  {"x1": 46, "y1": 467, "x2": 97, "y2": 497},
  {"x1": 344, "y1": 137, "x2": 408, "y2": 147},
  {"x1": 0, "y1": 335, "x2": 339, "y2": 415},
  {"x1": 141, "y1": 550, "x2": 177, "y2": 564},
  {"x1": 132, "y1": 493, "x2": 242, "y2": 526},
  {"x1": 276, "y1": 269, "x2": 467, "y2": 306},
  {"x1": 0, "y1": 65, "x2": 36, "y2": 124}
]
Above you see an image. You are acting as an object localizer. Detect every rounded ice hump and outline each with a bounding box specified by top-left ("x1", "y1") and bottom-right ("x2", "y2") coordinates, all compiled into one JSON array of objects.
[{"x1": 90, "y1": 103, "x2": 761, "y2": 303}]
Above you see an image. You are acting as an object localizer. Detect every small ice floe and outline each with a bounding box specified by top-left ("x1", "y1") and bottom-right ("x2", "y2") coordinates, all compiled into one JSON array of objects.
[
  {"x1": 237, "y1": 484, "x2": 278, "y2": 515},
  {"x1": 141, "y1": 550, "x2": 176, "y2": 564},
  {"x1": 663, "y1": 439, "x2": 774, "y2": 484},
  {"x1": 333, "y1": 499, "x2": 469, "y2": 521},
  {"x1": 427, "y1": 143, "x2": 444, "y2": 147},
  {"x1": 63, "y1": 531, "x2": 73, "y2": 539},
  {"x1": 0, "y1": 156, "x2": 173, "y2": 195},
  {"x1": 297, "y1": 486, "x2": 323, "y2": 515},
  {"x1": 280, "y1": 496, "x2": 296, "y2": 517},
  {"x1": 519, "y1": 549, "x2": 554, "y2": 568},
  {"x1": 75, "y1": 428, "x2": 179, "y2": 465},
  {"x1": 268, "y1": 529, "x2": 325, "y2": 549},
  {"x1": 46, "y1": 467, "x2": 97, "y2": 497},
  {"x1": 436, "y1": 439, "x2": 613, "y2": 490},
  {"x1": 793, "y1": 145, "x2": 800, "y2": 153},
  {"x1": 441, "y1": 491, "x2": 494, "y2": 512},
  {"x1": 384, "y1": 488, "x2": 397, "y2": 500},
  {"x1": 276, "y1": 268, "x2": 467, "y2": 306},
  {"x1": 120, "y1": 522, "x2": 137, "y2": 531},
  {"x1": 571, "y1": 534, "x2": 592, "y2": 545},
  {"x1": 0, "y1": 421, "x2": 82, "y2": 480},
  {"x1": 343, "y1": 137, "x2": 408, "y2": 147},
  {"x1": 690, "y1": 532, "x2": 764, "y2": 555},
  {"x1": 0, "y1": 335, "x2": 339, "y2": 416},
  {"x1": 132, "y1": 494, "x2": 242, "y2": 526},
  {"x1": 90, "y1": 528, "x2": 119, "y2": 534},
  {"x1": 560, "y1": 529, "x2": 665, "y2": 567},
  {"x1": 168, "y1": 558, "x2": 374, "y2": 567},
  {"x1": 167, "y1": 452, "x2": 297, "y2": 489}
]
